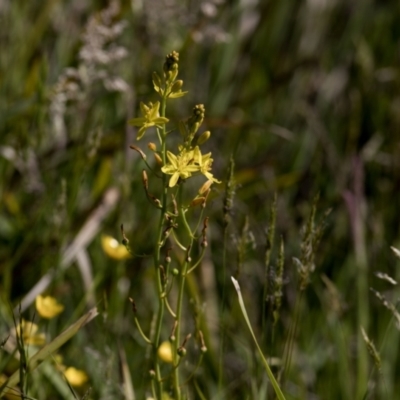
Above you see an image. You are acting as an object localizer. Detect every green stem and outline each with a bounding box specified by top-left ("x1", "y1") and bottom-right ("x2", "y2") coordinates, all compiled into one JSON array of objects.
[
  {"x1": 173, "y1": 205, "x2": 194, "y2": 400},
  {"x1": 218, "y1": 226, "x2": 228, "y2": 391},
  {"x1": 152, "y1": 95, "x2": 168, "y2": 400}
]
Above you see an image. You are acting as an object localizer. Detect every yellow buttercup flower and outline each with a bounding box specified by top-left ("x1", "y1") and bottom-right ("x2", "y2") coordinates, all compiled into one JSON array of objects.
[
  {"x1": 101, "y1": 235, "x2": 131, "y2": 260},
  {"x1": 36, "y1": 295, "x2": 64, "y2": 319},
  {"x1": 157, "y1": 341, "x2": 173, "y2": 363},
  {"x1": 15, "y1": 320, "x2": 46, "y2": 346},
  {"x1": 128, "y1": 101, "x2": 169, "y2": 140},
  {"x1": 64, "y1": 367, "x2": 88, "y2": 387}
]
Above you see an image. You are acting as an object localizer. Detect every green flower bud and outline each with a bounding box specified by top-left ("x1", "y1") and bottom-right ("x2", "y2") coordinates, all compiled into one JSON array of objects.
[
  {"x1": 171, "y1": 80, "x2": 183, "y2": 92},
  {"x1": 197, "y1": 130, "x2": 211, "y2": 145},
  {"x1": 177, "y1": 347, "x2": 187, "y2": 357},
  {"x1": 163, "y1": 51, "x2": 179, "y2": 83},
  {"x1": 188, "y1": 104, "x2": 205, "y2": 134}
]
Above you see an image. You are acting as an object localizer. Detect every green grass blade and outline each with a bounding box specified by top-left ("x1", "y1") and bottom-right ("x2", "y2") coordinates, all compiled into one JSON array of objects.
[{"x1": 231, "y1": 277, "x2": 286, "y2": 400}]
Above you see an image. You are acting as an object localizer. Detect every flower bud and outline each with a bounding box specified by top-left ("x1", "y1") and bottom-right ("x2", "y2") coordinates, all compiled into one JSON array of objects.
[
  {"x1": 158, "y1": 341, "x2": 173, "y2": 363},
  {"x1": 198, "y1": 179, "x2": 213, "y2": 195},
  {"x1": 154, "y1": 153, "x2": 163, "y2": 166},
  {"x1": 163, "y1": 51, "x2": 179, "y2": 83},
  {"x1": 177, "y1": 347, "x2": 187, "y2": 357},
  {"x1": 148, "y1": 142, "x2": 157, "y2": 151},
  {"x1": 188, "y1": 104, "x2": 205, "y2": 134},
  {"x1": 171, "y1": 80, "x2": 183, "y2": 92},
  {"x1": 142, "y1": 170, "x2": 148, "y2": 190},
  {"x1": 152, "y1": 71, "x2": 163, "y2": 95},
  {"x1": 190, "y1": 197, "x2": 205, "y2": 208},
  {"x1": 197, "y1": 130, "x2": 211, "y2": 145}
]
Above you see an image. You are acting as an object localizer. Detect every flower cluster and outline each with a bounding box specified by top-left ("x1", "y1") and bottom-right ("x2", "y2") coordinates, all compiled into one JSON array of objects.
[
  {"x1": 161, "y1": 145, "x2": 219, "y2": 188},
  {"x1": 128, "y1": 52, "x2": 220, "y2": 189}
]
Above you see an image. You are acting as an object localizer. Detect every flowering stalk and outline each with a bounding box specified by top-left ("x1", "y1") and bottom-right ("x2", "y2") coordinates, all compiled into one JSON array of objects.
[{"x1": 128, "y1": 51, "x2": 219, "y2": 400}]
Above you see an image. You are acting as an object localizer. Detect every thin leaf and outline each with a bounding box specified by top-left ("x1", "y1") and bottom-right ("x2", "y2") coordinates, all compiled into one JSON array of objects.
[
  {"x1": 231, "y1": 277, "x2": 286, "y2": 400},
  {"x1": 0, "y1": 308, "x2": 98, "y2": 396}
]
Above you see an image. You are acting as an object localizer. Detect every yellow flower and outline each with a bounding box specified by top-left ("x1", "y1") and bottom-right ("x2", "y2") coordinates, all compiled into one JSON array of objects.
[
  {"x1": 157, "y1": 341, "x2": 173, "y2": 363},
  {"x1": 36, "y1": 295, "x2": 64, "y2": 319},
  {"x1": 64, "y1": 367, "x2": 88, "y2": 387},
  {"x1": 194, "y1": 148, "x2": 221, "y2": 184},
  {"x1": 101, "y1": 235, "x2": 131, "y2": 260},
  {"x1": 161, "y1": 147, "x2": 200, "y2": 187},
  {"x1": 15, "y1": 320, "x2": 46, "y2": 346},
  {"x1": 128, "y1": 101, "x2": 169, "y2": 140}
]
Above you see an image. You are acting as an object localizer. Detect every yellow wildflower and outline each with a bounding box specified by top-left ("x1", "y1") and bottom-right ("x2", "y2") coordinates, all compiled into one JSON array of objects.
[
  {"x1": 157, "y1": 341, "x2": 173, "y2": 363},
  {"x1": 36, "y1": 295, "x2": 64, "y2": 319},
  {"x1": 193, "y1": 148, "x2": 221, "y2": 184},
  {"x1": 101, "y1": 235, "x2": 131, "y2": 260},
  {"x1": 161, "y1": 147, "x2": 200, "y2": 187},
  {"x1": 64, "y1": 367, "x2": 88, "y2": 387},
  {"x1": 128, "y1": 101, "x2": 169, "y2": 140},
  {"x1": 15, "y1": 320, "x2": 46, "y2": 346}
]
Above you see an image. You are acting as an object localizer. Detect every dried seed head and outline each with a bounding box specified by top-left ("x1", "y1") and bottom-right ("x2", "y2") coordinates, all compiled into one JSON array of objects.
[{"x1": 361, "y1": 327, "x2": 381, "y2": 371}]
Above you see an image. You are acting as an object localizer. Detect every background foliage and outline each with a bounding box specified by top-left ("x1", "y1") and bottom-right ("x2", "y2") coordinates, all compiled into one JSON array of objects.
[{"x1": 1, "y1": 0, "x2": 399, "y2": 399}]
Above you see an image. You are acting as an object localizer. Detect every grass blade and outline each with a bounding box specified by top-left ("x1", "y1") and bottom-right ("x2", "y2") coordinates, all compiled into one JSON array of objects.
[{"x1": 231, "y1": 277, "x2": 286, "y2": 400}]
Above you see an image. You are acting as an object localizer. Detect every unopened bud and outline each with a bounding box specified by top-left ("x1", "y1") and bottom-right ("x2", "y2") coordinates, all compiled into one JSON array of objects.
[
  {"x1": 177, "y1": 347, "x2": 187, "y2": 357},
  {"x1": 199, "y1": 179, "x2": 213, "y2": 195},
  {"x1": 142, "y1": 170, "x2": 148, "y2": 190},
  {"x1": 152, "y1": 72, "x2": 163, "y2": 94},
  {"x1": 148, "y1": 142, "x2": 157, "y2": 151},
  {"x1": 171, "y1": 80, "x2": 183, "y2": 92},
  {"x1": 197, "y1": 130, "x2": 211, "y2": 145},
  {"x1": 190, "y1": 197, "x2": 205, "y2": 208},
  {"x1": 163, "y1": 51, "x2": 179, "y2": 83},
  {"x1": 188, "y1": 104, "x2": 205, "y2": 134},
  {"x1": 172, "y1": 268, "x2": 179, "y2": 276},
  {"x1": 178, "y1": 120, "x2": 189, "y2": 138},
  {"x1": 154, "y1": 153, "x2": 163, "y2": 166}
]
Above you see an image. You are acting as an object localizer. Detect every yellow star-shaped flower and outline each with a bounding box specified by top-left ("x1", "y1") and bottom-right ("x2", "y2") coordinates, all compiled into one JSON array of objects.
[
  {"x1": 161, "y1": 147, "x2": 200, "y2": 187},
  {"x1": 193, "y1": 148, "x2": 221, "y2": 184},
  {"x1": 128, "y1": 101, "x2": 169, "y2": 140}
]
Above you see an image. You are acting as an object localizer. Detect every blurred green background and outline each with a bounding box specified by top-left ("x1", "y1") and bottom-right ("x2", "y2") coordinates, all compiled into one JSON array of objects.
[{"x1": 1, "y1": 0, "x2": 399, "y2": 399}]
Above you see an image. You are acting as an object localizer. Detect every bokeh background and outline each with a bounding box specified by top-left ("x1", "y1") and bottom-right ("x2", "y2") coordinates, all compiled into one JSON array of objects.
[{"x1": 1, "y1": 0, "x2": 400, "y2": 399}]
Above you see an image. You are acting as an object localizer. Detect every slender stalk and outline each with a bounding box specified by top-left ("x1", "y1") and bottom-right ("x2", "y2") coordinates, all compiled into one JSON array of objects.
[
  {"x1": 152, "y1": 95, "x2": 168, "y2": 400},
  {"x1": 262, "y1": 193, "x2": 277, "y2": 345},
  {"x1": 173, "y1": 204, "x2": 194, "y2": 400}
]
